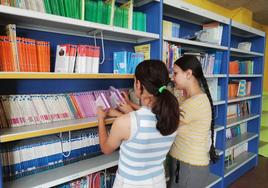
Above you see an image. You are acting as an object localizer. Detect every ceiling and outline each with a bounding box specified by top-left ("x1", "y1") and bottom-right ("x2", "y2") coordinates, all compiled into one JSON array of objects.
[{"x1": 209, "y1": 0, "x2": 268, "y2": 25}]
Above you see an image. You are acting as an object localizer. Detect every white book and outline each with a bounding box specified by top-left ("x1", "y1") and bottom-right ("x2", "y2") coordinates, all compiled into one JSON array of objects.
[{"x1": 54, "y1": 45, "x2": 70, "y2": 73}]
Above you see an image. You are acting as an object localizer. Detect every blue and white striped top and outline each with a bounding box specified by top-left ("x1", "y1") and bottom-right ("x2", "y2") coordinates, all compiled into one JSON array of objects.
[{"x1": 117, "y1": 107, "x2": 177, "y2": 184}]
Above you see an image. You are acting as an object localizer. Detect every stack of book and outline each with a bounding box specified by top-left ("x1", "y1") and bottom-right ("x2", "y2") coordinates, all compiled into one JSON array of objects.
[
  {"x1": 225, "y1": 142, "x2": 248, "y2": 169},
  {"x1": 162, "y1": 41, "x2": 182, "y2": 73},
  {"x1": 54, "y1": 44, "x2": 100, "y2": 73},
  {"x1": 226, "y1": 123, "x2": 247, "y2": 140},
  {"x1": 227, "y1": 101, "x2": 250, "y2": 120},
  {"x1": 1, "y1": 128, "x2": 101, "y2": 181},
  {"x1": 0, "y1": 24, "x2": 50, "y2": 72},
  {"x1": 113, "y1": 51, "x2": 144, "y2": 74},
  {"x1": 57, "y1": 171, "x2": 116, "y2": 188},
  {"x1": 0, "y1": 87, "x2": 128, "y2": 129},
  {"x1": 163, "y1": 20, "x2": 180, "y2": 38},
  {"x1": 229, "y1": 60, "x2": 254, "y2": 75},
  {"x1": 228, "y1": 80, "x2": 251, "y2": 98}
]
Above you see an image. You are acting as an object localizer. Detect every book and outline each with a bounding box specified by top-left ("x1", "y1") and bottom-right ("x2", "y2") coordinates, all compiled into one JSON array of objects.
[{"x1": 134, "y1": 44, "x2": 150, "y2": 60}]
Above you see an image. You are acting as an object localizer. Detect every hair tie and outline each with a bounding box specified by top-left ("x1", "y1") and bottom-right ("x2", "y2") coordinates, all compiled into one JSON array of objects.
[{"x1": 158, "y1": 86, "x2": 167, "y2": 94}]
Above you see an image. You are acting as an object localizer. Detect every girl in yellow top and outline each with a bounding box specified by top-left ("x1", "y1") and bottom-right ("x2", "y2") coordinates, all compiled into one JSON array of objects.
[{"x1": 168, "y1": 55, "x2": 218, "y2": 188}]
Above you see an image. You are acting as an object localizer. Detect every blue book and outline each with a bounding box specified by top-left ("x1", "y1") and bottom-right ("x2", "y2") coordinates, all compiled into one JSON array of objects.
[
  {"x1": 113, "y1": 51, "x2": 128, "y2": 74},
  {"x1": 213, "y1": 51, "x2": 222, "y2": 74}
]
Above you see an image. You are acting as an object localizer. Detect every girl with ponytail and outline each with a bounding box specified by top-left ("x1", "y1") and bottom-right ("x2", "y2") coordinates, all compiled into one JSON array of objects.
[
  {"x1": 97, "y1": 60, "x2": 180, "y2": 188},
  {"x1": 168, "y1": 55, "x2": 219, "y2": 188}
]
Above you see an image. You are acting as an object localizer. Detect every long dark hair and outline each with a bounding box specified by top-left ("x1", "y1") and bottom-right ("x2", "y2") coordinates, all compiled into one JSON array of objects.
[
  {"x1": 174, "y1": 55, "x2": 219, "y2": 163},
  {"x1": 135, "y1": 60, "x2": 180, "y2": 136}
]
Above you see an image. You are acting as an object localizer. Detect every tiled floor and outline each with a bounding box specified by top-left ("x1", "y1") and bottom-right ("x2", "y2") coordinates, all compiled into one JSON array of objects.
[{"x1": 229, "y1": 155, "x2": 268, "y2": 188}]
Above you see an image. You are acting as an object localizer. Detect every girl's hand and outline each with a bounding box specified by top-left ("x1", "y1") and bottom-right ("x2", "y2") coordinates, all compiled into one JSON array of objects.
[
  {"x1": 97, "y1": 106, "x2": 107, "y2": 119},
  {"x1": 118, "y1": 102, "x2": 133, "y2": 114},
  {"x1": 121, "y1": 91, "x2": 130, "y2": 103},
  {"x1": 108, "y1": 108, "x2": 123, "y2": 117}
]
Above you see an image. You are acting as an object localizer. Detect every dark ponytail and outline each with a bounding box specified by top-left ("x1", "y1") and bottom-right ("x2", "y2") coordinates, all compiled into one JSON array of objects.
[
  {"x1": 174, "y1": 55, "x2": 219, "y2": 163},
  {"x1": 135, "y1": 60, "x2": 180, "y2": 136}
]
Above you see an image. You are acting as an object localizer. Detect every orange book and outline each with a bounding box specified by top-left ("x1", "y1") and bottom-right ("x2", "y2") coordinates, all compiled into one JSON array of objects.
[
  {"x1": 229, "y1": 61, "x2": 239, "y2": 74},
  {"x1": 228, "y1": 83, "x2": 238, "y2": 99},
  {"x1": 70, "y1": 94, "x2": 83, "y2": 118},
  {"x1": 17, "y1": 37, "x2": 23, "y2": 72}
]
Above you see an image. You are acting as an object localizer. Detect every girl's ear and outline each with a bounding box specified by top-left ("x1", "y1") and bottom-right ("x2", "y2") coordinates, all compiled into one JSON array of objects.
[{"x1": 186, "y1": 69, "x2": 193, "y2": 80}]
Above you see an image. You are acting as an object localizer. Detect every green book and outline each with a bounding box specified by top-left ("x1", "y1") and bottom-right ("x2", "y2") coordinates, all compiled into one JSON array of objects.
[
  {"x1": 92, "y1": 1, "x2": 98, "y2": 22},
  {"x1": 96, "y1": 0, "x2": 103, "y2": 23},
  {"x1": 142, "y1": 12, "x2": 146, "y2": 31},
  {"x1": 102, "y1": 3, "x2": 107, "y2": 24},
  {"x1": 43, "y1": 0, "x2": 52, "y2": 14},
  {"x1": 122, "y1": 8, "x2": 128, "y2": 28},
  {"x1": 85, "y1": 0, "x2": 90, "y2": 20},
  {"x1": 106, "y1": 3, "x2": 112, "y2": 25},
  {"x1": 58, "y1": 0, "x2": 66, "y2": 17}
]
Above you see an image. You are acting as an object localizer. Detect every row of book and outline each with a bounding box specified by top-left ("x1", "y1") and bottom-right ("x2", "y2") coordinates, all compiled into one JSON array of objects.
[
  {"x1": 229, "y1": 60, "x2": 254, "y2": 75},
  {"x1": 113, "y1": 51, "x2": 144, "y2": 74},
  {"x1": 225, "y1": 142, "x2": 248, "y2": 169},
  {"x1": 55, "y1": 44, "x2": 100, "y2": 73},
  {"x1": 227, "y1": 101, "x2": 250, "y2": 120},
  {"x1": 0, "y1": 87, "x2": 127, "y2": 128},
  {"x1": 1, "y1": 128, "x2": 101, "y2": 181},
  {"x1": 85, "y1": 0, "x2": 113, "y2": 25},
  {"x1": 185, "y1": 51, "x2": 223, "y2": 75},
  {"x1": 57, "y1": 171, "x2": 115, "y2": 188},
  {"x1": 226, "y1": 123, "x2": 247, "y2": 140},
  {"x1": 228, "y1": 80, "x2": 251, "y2": 98},
  {"x1": 162, "y1": 42, "x2": 182, "y2": 73},
  {"x1": 163, "y1": 20, "x2": 180, "y2": 38},
  {"x1": 1, "y1": 0, "x2": 147, "y2": 31},
  {"x1": 0, "y1": 24, "x2": 50, "y2": 72}
]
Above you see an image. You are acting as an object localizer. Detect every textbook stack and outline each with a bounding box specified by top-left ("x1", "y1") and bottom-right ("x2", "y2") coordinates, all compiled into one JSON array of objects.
[
  {"x1": 57, "y1": 171, "x2": 116, "y2": 188},
  {"x1": 162, "y1": 41, "x2": 181, "y2": 73},
  {"x1": 1, "y1": 128, "x2": 101, "y2": 181},
  {"x1": 229, "y1": 60, "x2": 254, "y2": 75},
  {"x1": 54, "y1": 44, "x2": 100, "y2": 73},
  {"x1": 0, "y1": 87, "x2": 128, "y2": 129},
  {"x1": 0, "y1": 24, "x2": 50, "y2": 72},
  {"x1": 113, "y1": 51, "x2": 144, "y2": 74}
]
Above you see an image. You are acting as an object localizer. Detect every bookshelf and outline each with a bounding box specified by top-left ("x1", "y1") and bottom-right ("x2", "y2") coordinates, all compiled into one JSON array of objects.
[
  {"x1": 162, "y1": 0, "x2": 230, "y2": 187},
  {"x1": 0, "y1": 117, "x2": 115, "y2": 143},
  {"x1": 224, "y1": 19, "x2": 265, "y2": 187},
  {"x1": 0, "y1": 1, "x2": 265, "y2": 188},
  {"x1": 0, "y1": 0, "x2": 162, "y2": 187},
  {"x1": 162, "y1": 1, "x2": 265, "y2": 188},
  {"x1": 4, "y1": 151, "x2": 119, "y2": 188}
]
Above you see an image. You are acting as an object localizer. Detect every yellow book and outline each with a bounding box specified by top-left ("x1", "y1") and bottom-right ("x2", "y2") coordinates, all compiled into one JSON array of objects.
[
  {"x1": 163, "y1": 20, "x2": 172, "y2": 38},
  {"x1": 5, "y1": 24, "x2": 20, "y2": 71},
  {"x1": 134, "y1": 44, "x2": 150, "y2": 60}
]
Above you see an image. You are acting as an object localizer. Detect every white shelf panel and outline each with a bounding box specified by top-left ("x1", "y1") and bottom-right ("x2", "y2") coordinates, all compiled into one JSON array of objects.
[
  {"x1": 229, "y1": 74, "x2": 262, "y2": 78},
  {"x1": 163, "y1": 0, "x2": 230, "y2": 25},
  {"x1": 224, "y1": 152, "x2": 256, "y2": 177},
  {"x1": 215, "y1": 125, "x2": 224, "y2": 132},
  {"x1": 227, "y1": 114, "x2": 260, "y2": 128},
  {"x1": 228, "y1": 95, "x2": 261, "y2": 103},
  {"x1": 225, "y1": 133, "x2": 258, "y2": 151},
  {"x1": 0, "y1": 72, "x2": 134, "y2": 79},
  {"x1": 206, "y1": 173, "x2": 222, "y2": 188},
  {"x1": 163, "y1": 36, "x2": 228, "y2": 50},
  {"x1": 230, "y1": 48, "x2": 263, "y2": 57},
  {"x1": 216, "y1": 149, "x2": 224, "y2": 156},
  {"x1": 213, "y1": 100, "x2": 226, "y2": 106},
  {"x1": 232, "y1": 21, "x2": 265, "y2": 38},
  {"x1": 206, "y1": 74, "x2": 227, "y2": 78},
  {"x1": 4, "y1": 152, "x2": 119, "y2": 188},
  {"x1": 0, "y1": 117, "x2": 114, "y2": 143},
  {"x1": 0, "y1": 5, "x2": 159, "y2": 43}
]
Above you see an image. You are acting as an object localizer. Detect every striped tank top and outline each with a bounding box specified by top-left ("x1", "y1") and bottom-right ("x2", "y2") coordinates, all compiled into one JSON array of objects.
[{"x1": 117, "y1": 107, "x2": 176, "y2": 184}]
